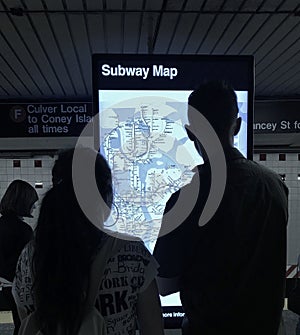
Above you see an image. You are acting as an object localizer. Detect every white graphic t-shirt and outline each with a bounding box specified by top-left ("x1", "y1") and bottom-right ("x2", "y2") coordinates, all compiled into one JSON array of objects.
[{"x1": 13, "y1": 239, "x2": 158, "y2": 335}]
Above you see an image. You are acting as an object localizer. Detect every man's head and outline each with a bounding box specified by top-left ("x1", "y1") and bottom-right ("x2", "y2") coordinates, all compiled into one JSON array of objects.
[{"x1": 187, "y1": 80, "x2": 241, "y2": 149}]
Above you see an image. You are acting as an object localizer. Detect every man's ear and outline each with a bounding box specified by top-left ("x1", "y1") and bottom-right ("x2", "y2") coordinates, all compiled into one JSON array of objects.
[{"x1": 233, "y1": 117, "x2": 242, "y2": 136}]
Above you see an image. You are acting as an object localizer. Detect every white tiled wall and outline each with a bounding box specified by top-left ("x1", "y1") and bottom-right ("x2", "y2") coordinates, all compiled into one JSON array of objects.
[
  {"x1": 0, "y1": 156, "x2": 55, "y2": 228},
  {"x1": 253, "y1": 153, "x2": 300, "y2": 265}
]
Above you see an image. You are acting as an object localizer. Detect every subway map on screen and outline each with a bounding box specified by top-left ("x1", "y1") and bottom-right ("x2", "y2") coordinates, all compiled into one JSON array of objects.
[{"x1": 98, "y1": 90, "x2": 248, "y2": 250}]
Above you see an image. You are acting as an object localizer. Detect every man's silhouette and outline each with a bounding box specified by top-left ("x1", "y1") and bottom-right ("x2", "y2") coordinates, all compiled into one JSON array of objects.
[{"x1": 154, "y1": 81, "x2": 288, "y2": 335}]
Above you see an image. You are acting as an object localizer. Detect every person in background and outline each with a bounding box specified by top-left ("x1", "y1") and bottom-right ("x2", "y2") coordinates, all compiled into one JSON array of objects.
[
  {"x1": 0, "y1": 179, "x2": 38, "y2": 335},
  {"x1": 154, "y1": 81, "x2": 289, "y2": 335},
  {"x1": 13, "y1": 148, "x2": 164, "y2": 335},
  {"x1": 51, "y1": 148, "x2": 73, "y2": 186}
]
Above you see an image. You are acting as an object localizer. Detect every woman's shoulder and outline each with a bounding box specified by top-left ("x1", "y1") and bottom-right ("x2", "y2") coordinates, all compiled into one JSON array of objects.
[{"x1": 103, "y1": 232, "x2": 150, "y2": 255}]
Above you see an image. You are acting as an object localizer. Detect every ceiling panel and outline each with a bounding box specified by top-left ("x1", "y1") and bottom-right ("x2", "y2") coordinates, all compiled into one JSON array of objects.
[
  {"x1": 65, "y1": 0, "x2": 84, "y2": 10},
  {"x1": 86, "y1": 0, "x2": 103, "y2": 11},
  {"x1": 228, "y1": 14, "x2": 269, "y2": 54},
  {"x1": 87, "y1": 14, "x2": 108, "y2": 53},
  {"x1": 126, "y1": 0, "x2": 146, "y2": 11},
  {"x1": 154, "y1": 13, "x2": 182, "y2": 53},
  {"x1": 49, "y1": 14, "x2": 87, "y2": 96},
  {"x1": 185, "y1": 0, "x2": 206, "y2": 11},
  {"x1": 243, "y1": 0, "x2": 266, "y2": 11},
  {"x1": 198, "y1": 14, "x2": 234, "y2": 54},
  {"x1": 145, "y1": 0, "x2": 164, "y2": 11},
  {"x1": 166, "y1": 0, "x2": 186, "y2": 11},
  {"x1": 106, "y1": 0, "x2": 123, "y2": 11},
  {"x1": 203, "y1": 0, "x2": 227, "y2": 11},
  {"x1": 280, "y1": 0, "x2": 300, "y2": 10},
  {"x1": 0, "y1": 33, "x2": 40, "y2": 95},
  {"x1": 25, "y1": 13, "x2": 68, "y2": 96},
  {"x1": 34, "y1": 12, "x2": 76, "y2": 96},
  {"x1": 0, "y1": 85, "x2": 8, "y2": 96},
  {"x1": 0, "y1": 0, "x2": 299, "y2": 100},
  {"x1": 265, "y1": 57, "x2": 300, "y2": 94},
  {"x1": 254, "y1": 15, "x2": 299, "y2": 61},
  {"x1": 257, "y1": 45, "x2": 300, "y2": 91},
  {"x1": 212, "y1": 14, "x2": 251, "y2": 54},
  {"x1": 21, "y1": 0, "x2": 43, "y2": 10},
  {"x1": 259, "y1": 0, "x2": 287, "y2": 11},
  {"x1": 168, "y1": 13, "x2": 197, "y2": 54},
  {"x1": 181, "y1": 14, "x2": 215, "y2": 53},
  {"x1": 0, "y1": 70, "x2": 19, "y2": 96},
  {"x1": 286, "y1": 82, "x2": 300, "y2": 96},
  {"x1": 0, "y1": 13, "x2": 54, "y2": 96},
  {"x1": 138, "y1": 13, "x2": 158, "y2": 53},
  {"x1": 256, "y1": 28, "x2": 300, "y2": 80},
  {"x1": 40, "y1": 0, "x2": 64, "y2": 10},
  {"x1": 123, "y1": 13, "x2": 144, "y2": 53},
  {"x1": 0, "y1": 55, "x2": 29, "y2": 95},
  {"x1": 242, "y1": 15, "x2": 287, "y2": 54},
  {"x1": 222, "y1": 0, "x2": 247, "y2": 11},
  {"x1": 68, "y1": 14, "x2": 92, "y2": 90},
  {"x1": 105, "y1": 13, "x2": 123, "y2": 53}
]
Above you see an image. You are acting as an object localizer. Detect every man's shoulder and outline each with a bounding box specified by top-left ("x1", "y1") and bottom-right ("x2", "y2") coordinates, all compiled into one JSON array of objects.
[
  {"x1": 238, "y1": 158, "x2": 285, "y2": 182},
  {"x1": 230, "y1": 158, "x2": 288, "y2": 202},
  {"x1": 226, "y1": 149, "x2": 279, "y2": 178}
]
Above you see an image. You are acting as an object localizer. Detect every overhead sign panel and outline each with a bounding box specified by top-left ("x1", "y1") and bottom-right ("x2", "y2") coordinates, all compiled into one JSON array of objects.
[{"x1": 0, "y1": 102, "x2": 93, "y2": 138}]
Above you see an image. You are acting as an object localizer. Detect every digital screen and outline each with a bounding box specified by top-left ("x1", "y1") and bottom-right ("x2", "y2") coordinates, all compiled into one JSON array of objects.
[
  {"x1": 93, "y1": 54, "x2": 254, "y2": 327},
  {"x1": 98, "y1": 89, "x2": 248, "y2": 245}
]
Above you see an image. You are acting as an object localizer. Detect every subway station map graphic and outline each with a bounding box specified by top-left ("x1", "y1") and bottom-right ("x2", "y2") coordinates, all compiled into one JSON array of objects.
[
  {"x1": 99, "y1": 90, "x2": 201, "y2": 246},
  {"x1": 98, "y1": 90, "x2": 247, "y2": 248}
]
